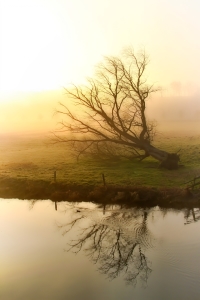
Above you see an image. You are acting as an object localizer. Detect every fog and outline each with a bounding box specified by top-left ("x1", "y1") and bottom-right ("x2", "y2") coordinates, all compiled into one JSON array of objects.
[
  {"x1": 1, "y1": 89, "x2": 200, "y2": 137},
  {"x1": 0, "y1": 90, "x2": 65, "y2": 135}
]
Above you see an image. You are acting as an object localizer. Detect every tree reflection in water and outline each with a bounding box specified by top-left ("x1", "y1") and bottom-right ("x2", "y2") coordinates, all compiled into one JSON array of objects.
[
  {"x1": 58, "y1": 205, "x2": 154, "y2": 287},
  {"x1": 184, "y1": 208, "x2": 200, "y2": 225}
]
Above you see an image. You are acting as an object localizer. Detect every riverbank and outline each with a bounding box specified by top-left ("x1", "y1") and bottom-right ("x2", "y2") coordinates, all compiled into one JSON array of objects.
[{"x1": 0, "y1": 176, "x2": 200, "y2": 209}]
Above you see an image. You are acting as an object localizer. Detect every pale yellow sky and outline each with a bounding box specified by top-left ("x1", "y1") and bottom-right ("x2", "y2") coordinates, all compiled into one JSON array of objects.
[{"x1": 1, "y1": 0, "x2": 200, "y2": 133}]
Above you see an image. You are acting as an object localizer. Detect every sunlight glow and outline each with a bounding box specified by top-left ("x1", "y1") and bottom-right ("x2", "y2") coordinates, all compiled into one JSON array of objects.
[
  {"x1": 0, "y1": 1, "x2": 81, "y2": 94},
  {"x1": 1, "y1": 0, "x2": 200, "y2": 133},
  {"x1": 1, "y1": 0, "x2": 200, "y2": 98}
]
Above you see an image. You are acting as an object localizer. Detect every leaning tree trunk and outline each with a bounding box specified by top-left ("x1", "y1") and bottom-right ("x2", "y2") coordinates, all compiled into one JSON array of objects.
[{"x1": 142, "y1": 143, "x2": 180, "y2": 170}]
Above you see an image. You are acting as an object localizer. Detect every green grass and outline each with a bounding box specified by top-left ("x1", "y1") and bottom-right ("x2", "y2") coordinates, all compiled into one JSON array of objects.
[{"x1": 0, "y1": 132, "x2": 200, "y2": 188}]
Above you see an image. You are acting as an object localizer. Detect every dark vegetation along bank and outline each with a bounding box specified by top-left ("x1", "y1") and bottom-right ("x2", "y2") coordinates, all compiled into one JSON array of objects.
[{"x1": 1, "y1": 176, "x2": 200, "y2": 209}]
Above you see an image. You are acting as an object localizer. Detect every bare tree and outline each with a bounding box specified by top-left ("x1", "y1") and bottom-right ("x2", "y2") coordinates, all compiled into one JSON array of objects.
[{"x1": 54, "y1": 48, "x2": 180, "y2": 169}]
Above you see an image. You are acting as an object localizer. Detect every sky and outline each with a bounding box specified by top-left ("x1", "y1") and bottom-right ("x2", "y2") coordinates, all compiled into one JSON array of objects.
[{"x1": 0, "y1": 0, "x2": 200, "y2": 134}]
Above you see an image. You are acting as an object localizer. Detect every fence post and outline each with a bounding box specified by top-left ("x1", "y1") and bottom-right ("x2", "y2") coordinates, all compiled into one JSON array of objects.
[{"x1": 102, "y1": 173, "x2": 106, "y2": 188}]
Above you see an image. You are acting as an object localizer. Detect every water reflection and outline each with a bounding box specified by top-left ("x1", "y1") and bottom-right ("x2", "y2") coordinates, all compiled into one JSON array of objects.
[
  {"x1": 184, "y1": 208, "x2": 200, "y2": 225},
  {"x1": 58, "y1": 205, "x2": 154, "y2": 287},
  {"x1": 2, "y1": 199, "x2": 200, "y2": 300}
]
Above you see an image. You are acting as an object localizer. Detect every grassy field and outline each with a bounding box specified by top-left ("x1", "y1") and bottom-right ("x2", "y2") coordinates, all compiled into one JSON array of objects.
[{"x1": 0, "y1": 130, "x2": 200, "y2": 188}]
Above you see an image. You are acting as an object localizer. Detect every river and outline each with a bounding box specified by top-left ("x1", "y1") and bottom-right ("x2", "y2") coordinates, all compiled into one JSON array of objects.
[{"x1": 1, "y1": 199, "x2": 200, "y2": 300}]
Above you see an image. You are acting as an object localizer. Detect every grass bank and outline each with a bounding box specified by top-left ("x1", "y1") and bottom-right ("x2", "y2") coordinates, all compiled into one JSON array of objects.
[
  {"x1": 1, "y1": 132, "x2": 200, "y2": 186},
  {"x1": 0, "y1": 176, "x2": 199, "y2": 209},
  {"x1": 0, "y1": 131, "x2": 200, "y2": 208}
]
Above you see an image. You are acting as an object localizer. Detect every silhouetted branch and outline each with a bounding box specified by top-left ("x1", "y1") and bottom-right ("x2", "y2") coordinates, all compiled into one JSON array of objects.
[
  {"x1": 58, "y1": 206, "x2": 153, "y2": 286},
  {"x1": 52, "y1": 48, "x2": 180, "y2": 169}
]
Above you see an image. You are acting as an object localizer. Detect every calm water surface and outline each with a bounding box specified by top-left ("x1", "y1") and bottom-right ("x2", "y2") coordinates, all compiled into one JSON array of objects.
[{"x1": 1, "y1": 199, "x2": 200, "y2": 300}]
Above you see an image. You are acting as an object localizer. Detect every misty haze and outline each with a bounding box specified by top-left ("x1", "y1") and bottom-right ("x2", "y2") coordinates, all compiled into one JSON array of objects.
[{"x1": 1, "y1": 0, "x2": 200, "y2": 299}]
